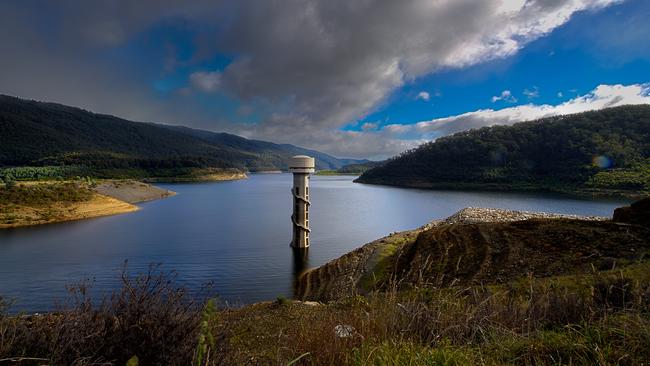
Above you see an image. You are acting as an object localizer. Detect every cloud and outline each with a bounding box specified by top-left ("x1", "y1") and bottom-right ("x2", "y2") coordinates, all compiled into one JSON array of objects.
[
  {"x1": 0, "y1": 0, "x2": 625, "y2": 159},
  {"x1": 491, "y1": 90, "x2": 517, "y2": 103},
  {"x1": 308, "y1": 82, "x2": 647, "y2": 159},
  {"x1": 190, "y1": 71, "x2": 222, "y2": 92},
  {"x1": 394, "y1": 83, "x2": 650, "y2": 139},
  {"x1": 248, "y1": 83, "x2": 649, "y2": 159},
  {"x1": 218, "y1": 0, "x2": 620, "y2": 131},
  {"x1": 416, "y1": 91, "x2": 431, "y2": 101},
  {"x1": 361, "y1": 122, "x2": 379, "y2": 131},
  {"x1": 523, "y1": 86, "x2": 540, "y2": 99}
]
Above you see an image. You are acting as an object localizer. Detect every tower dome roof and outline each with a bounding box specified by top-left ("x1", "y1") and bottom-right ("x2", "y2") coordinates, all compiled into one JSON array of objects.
[{"x1": 289, "y1": 155, "x2": 315, "y2": 173}]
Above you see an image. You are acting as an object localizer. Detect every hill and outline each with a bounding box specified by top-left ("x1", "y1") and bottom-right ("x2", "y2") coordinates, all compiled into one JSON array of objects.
[
  {"x1": 161, "y1": 124, "x2": 367, "y2": 171},
  {"x1": 315, "y1": 161, "x2": 383, "y2": 176},
  {"x1": 356, "y1": 105, "x2": 650, "y2": 196},
  {"x1": 0, "y1": 95, "x2": 366, "y2": 177}
]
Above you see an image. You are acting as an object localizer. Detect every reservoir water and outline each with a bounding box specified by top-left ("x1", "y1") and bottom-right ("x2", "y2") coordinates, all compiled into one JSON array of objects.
[{"x1": 0, "y1": 174, "x2": 629, "y2": 312}]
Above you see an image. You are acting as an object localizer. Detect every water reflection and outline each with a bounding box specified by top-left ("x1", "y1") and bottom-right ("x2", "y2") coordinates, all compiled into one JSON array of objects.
[
  {"x1": 291, "y1": 247, "x2": 310, "y2": 298},
  {"x1": 292, "y1": 247, "x2": 309, "y2": 279}
]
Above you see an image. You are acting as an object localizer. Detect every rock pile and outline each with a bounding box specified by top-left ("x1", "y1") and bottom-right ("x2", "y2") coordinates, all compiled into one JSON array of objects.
[{"x1": 421, "y1": 207, "x2": 606, "y2": 230}]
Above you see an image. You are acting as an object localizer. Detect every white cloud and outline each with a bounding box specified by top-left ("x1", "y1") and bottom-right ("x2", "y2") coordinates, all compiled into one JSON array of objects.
[
  {"x1": 404, "y1": 83, "x2": 650, "y2": 138},
  {"x1": 491, "y1": 90, "x2": 517, "y2": 103},
  {"x1": 231, "y1": 83, "x2": 649, "y2": 159},
  {"x1": 276, "y1": 82, "x2": 646, "y2": 159},
  {"x1": 416, "y1": 91, "x2": 431, "y2": 101},
  {"x1": 361, "y1": 122, "x2": 379, "y2": 131},
  {"x1": 189, "y1": 71, "x2": 221, "y2": 92},
  {"x1": 523, "y1": 86, "x2": 540, "y2": 99}
]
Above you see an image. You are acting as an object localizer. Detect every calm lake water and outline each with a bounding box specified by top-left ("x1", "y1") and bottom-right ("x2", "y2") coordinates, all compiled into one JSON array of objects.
[{"x1": 0, "y1": 174, "x2": 629, "y2": 312}]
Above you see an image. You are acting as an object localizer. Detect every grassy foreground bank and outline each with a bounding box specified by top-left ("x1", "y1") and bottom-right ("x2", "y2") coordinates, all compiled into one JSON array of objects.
[{"x1": 1, "y1": 261, "x2": 648, "y2": 365}]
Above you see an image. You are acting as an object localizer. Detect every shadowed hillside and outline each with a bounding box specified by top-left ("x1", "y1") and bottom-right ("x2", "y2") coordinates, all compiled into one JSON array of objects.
[
  {"x1": 356, "y1": 105, "x2": 650, "y2": 196},
  {"x1": 0, "y1": 95, "x2": 366, "y2": 174},
  {"x1": 296, "y1": 201, "x2": 650, "y2": 301},
  {"x1": 394, "y1": 218, "x2": 649, "y2": 289}
]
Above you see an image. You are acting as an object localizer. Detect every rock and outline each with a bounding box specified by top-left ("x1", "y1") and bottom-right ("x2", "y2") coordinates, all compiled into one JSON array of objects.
[
  {"x1": 441, "y1": 207, "x2": 606, "y2": 225},
  {"x1": 613, "y1": 197, "x2": 650, "y2": 227},
  {"x1": 334, "y1": 324, "x2": 355, "y2": 338}
]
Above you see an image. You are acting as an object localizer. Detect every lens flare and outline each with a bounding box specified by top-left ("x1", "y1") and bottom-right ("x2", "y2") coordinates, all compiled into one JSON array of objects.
[{"x1": 592, "y1": 155, "x2": 612, "y2": 169}]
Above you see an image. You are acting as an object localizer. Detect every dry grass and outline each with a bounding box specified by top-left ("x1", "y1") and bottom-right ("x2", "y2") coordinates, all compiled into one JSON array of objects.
[
  {"x1": 215, "y1": 262, "x2": 650, "y2": 365},
  {"x1": 1, "y1": 262, "x2": 649, "y2": 365},
  {"x1": 0, "y1": 182, "x2": 138, "y2": 228},
  {"x1": 0, "y1": 263, "x2": 212, "y2": 365}
]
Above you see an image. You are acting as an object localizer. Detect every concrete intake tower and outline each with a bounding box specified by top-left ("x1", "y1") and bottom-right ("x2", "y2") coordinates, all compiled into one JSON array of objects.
[{"x1": 289, "y1": 155, "x2": 315, "y2": 248}]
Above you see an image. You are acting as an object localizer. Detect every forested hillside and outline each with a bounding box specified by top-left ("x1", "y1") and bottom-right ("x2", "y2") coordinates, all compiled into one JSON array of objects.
[
  {"x1": 357, "y1": 105, "x2": 650, "y2": 195},
  {"x1": 0, "y1": 95, "x2": 365, "y2": 175},
  {"x1": 161, "y1": 125, "x2": 367, "y2": 171}
]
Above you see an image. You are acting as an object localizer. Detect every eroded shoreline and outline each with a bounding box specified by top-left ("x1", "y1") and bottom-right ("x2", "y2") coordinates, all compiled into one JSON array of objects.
[
  {"x1": 0, "y1": 170, "x2": 250, "y2": 228},
  {"x1": 295, "y1": 207, "x2": 620, "y2": 301},
  {"x1": 0, "y1": 180, "x2": 175, "y2": 229}
]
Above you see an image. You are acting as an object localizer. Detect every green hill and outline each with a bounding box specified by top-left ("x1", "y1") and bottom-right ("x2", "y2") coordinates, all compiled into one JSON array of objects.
[
  {"x1": 356, "y1": 105, "x2": 650, "y2": 196},
  {"x1": 0, "y1": 95, "x2": 366, "y2": 176}
]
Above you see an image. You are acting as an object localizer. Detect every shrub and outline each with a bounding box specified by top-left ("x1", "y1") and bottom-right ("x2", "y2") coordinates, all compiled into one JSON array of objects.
[
  {"x1": 194, "y1": 298, "x2": 218, "y2": 366},
  {"x1": 4, "y1": 177, "x2": 16, "y2": 189},
  {"x1": 276, "y1": 295, "x2": 290, "y2": 306},
  {"x1": 0, "y1": 263, "x2": 214, "y2": 365},
  {"x1": 0, "y1": 182, "x2": 93, "y2": 206}
]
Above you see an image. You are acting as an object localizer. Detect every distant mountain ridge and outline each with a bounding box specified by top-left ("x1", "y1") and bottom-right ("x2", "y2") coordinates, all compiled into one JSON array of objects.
[
  {"x1": 357, "y1": 105, "x2": 650, "y2": 196},
  {"x1": 0, "y1": 95, "x2": 367, "y2": 172},
  {"x1": 160, "y1": 124, "x2": 367, "y2": 170}
]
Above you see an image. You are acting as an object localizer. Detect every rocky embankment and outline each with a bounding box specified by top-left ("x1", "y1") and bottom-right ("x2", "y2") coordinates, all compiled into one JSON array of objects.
[{"x1": 296, "y1": 202, "x2": 650, "y2": 301}]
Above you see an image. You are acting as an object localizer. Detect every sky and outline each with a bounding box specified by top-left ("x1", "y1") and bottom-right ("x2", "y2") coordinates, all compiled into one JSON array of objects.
[{"x1": 0, "y1": 0, "x2": 649, "y2": 160}]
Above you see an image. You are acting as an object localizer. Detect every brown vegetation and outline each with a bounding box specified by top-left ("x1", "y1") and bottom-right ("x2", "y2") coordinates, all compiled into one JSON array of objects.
[
  {"x1": 2, "y1": 261, "x2": 649, "y2": 365},
  {"x1": 0, "y1": 182, "x2": 137, "y2": 228},
  {"x1": 392, "y1": 218, "x2": 649, "y2": 290},
  {"x1": 1, "y1": 264, "x2": 211, "y2": 365},
  {"x1": 295, "y1": 207, "x2": 647, "y2": 302},
  {"x1": 218, "y1": 262, "x2": 650, "y2": 365}
]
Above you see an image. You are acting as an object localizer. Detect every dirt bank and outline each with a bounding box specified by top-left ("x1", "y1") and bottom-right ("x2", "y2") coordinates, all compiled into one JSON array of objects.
[
  {"x1": 295, "y1": 207, "x2": 647, "y2": 301},
  {"x1": 0, "y1": 193, "x2": 137, "y2": 228},
  {"x1": 0, "y1": 180, "x2": 175, "y2": 228},
  {"x1": 93, "y1": 180, "x2": 175, "y2": 203}
]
